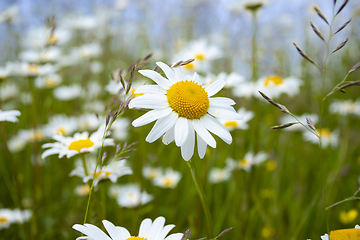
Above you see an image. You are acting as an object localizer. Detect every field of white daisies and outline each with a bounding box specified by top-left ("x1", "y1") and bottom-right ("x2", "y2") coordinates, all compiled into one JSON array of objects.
[{"x1": 1, "y1": 0, "x2": 360, "y2": 239}]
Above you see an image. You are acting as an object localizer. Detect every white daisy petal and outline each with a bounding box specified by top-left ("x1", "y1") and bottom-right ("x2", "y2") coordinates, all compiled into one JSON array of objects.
[
  {"x1": 102, "y1": 220, "x2": 121, "y2": 240},
  {"x1": 208, "y1": 107, "x2": 242, "y2": 120},
  {"x1": 135, "y1": 85, "x2": 167, "y2": 94},
  {"x1": 172, "y1": 67, "x2": 185, "y2": 82},
  {"x1": 209, "y1": 97, "x2": 236, "y2": 107},
  {"x1": 192, "y1": 119, "x2": 216, "y2": 148},
  {"x1": 162, "y1": 125, "x2": 175, "y2": 145},
  {"x1": 205, "y1": 79, "x2": 226, "y2": 97},
  {"x1": 138, "y1": 70, "x2": 171, "y2": 89},
  {"x1": 164, "y1": 233, "x2": 184, "y2": 240},
  {"x1": 139, "y1": 218, "x2": 153, "y2": 239},
  {"x1": 148, "y1": 216, "x2": 165, "y2": 240},
  {"x1": 158, "y1": 225, "x2": 175, "y2": 240},
  {"x1": 156, "y1": 62, "x2": 178, "y2": 84},
  {"x1": 132, "y1": 108, "x2": 173, "y2": 127},
  {"x1": 115, "y1": 226, "x2": 131, "y2": 240},
  {"x1": 174, "y1": 117, "x2": 189, "y2": 147},
  {"x1": 129, "y1": 94, "x2": 168, "y2": 109},
  {"x1": 201, "y1": 114, "x2": 232, "y2": 144},
  {"x1": 197, "y1": 133, "x2": 208, "y2": 159},
  {"x1": 146, "y1": 112, "x2": 178, "y2": 143},
  {"x1": 84, "y1": 223, "x2": 112, "y2": 240},
  {"x1": 181, "y1": 124, "x2": 195, "y2": 161}
]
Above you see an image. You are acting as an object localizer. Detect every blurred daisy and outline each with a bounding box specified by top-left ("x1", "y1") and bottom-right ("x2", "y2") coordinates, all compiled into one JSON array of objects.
[
  {"x1": 11, "y1": 62, "x2": 58, "y2": 77},
  {"x1": 279, "y1": 113, "x2": 318, "y2": 132},
  {"x1": 329, "y1": 99, "x2": 360, "y2": 116},
  {"x1": 0, "y1": 208, "x2": 32, "y2": 230},
  {"x1": 221, "y1": 107, "x2": 254, "y2": 131},
  {"x1": 302, "y1": 128, "x2": 339, "y2": 148},
  {"x1": 53, "y1": 84, "x2": 82, "y2": 101},
  {"x1": 62, "y1": 15, "x2": 98, "y2": 30},
  {"x1": 73, "y1": 216, "x2": 183, "y2": 240},
  {"x1": 108, "y1": 183, "x2": 154, "y2": 208},
  {"x1": 226, "y1": 151, "x2": 267, "y2": 172},
  {"x1": 0, "y1": 63, "x2": 14, "y2": 80},
  {"x1": 19, "y1": 47, "x2": 62, "y2": 63},
  {"x1": 232, "y1": 81, "x2": 257, "y2": 98},
  {"x1": 35, "y1": 74, "x2": 62, "y2": 88},
  {"x1": 321, "y1": 225, "x2": 360, "y2": 240},
  {"x1": 70, "y1": 43, "x2": 102, "y2": 59},
  {"x1": 70, "y1": 158, "x2": 132, "y2": 184},
  {"x1": 23, "y1": 27, "x2": 71, "y2": 49},
  {"x1": 173, "y1": 39, "x2": 222, "y2": 73},
  {"x1": 110, "y1": 117, "x2": 130, "y2": 140},
  {"x1": 129, "y1": 61, "x2": 241, "y2": 160},
  {"x1": 41, "y1": 123, "x2": 114, "y2": 159},
  {"x1": 152, "y1": 167, "x2": 182, "y2": 188},
  {"x1": 143, "y1": 166, "x2": 162, "y2": 180},
  {"x1": 77, "y1": 114, "x2": 103, "y2": 131},
  {"x1": 74, "y1": 184, "x2": 91, "y2": 196},
  {"x1": 208, "y1": 167, "x2": 231, "y2": 183},
  {"x1": 0, "y1": 4, "x2": 19, "y2": 24},
  {"x1": 105, "y1": 78, "x2": 123, "y2": 95},
  {"x1": 201, "y1": 72, "x2": 245, "y2": 88},
  {"x1": 0, "y1": 109, "x2": 20, "y2": 122},
  {"x1": 256, "y1": 75, "x2": 302, "y2": 99},
  {"x1": 43, "y1": 114, "x2": 78, "y2": 137}
]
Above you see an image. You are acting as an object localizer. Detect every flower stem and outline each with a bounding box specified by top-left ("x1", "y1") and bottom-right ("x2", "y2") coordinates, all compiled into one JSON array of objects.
[{"x1": 186, "y1": 160, "x2": 214, "y2": 239}]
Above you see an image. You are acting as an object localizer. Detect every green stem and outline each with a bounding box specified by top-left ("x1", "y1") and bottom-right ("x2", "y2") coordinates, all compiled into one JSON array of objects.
[
  {"x1": 81, "y1": 154, "x2": 89, "y2": 176},
  {"x1": 186, "y1": 160, "x2": 214, "y2": 239},
  {"x1": 326, "y1": 190, "x2": 360, "y2": 210}
]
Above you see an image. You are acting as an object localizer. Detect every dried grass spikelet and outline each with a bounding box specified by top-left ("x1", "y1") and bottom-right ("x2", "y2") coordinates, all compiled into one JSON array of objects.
[
  {"x1": 313, "y1": 6, "x2": 329, "y2": 25},
  {"x1": 292, "y1": 42, "x2": 317, "y2": 66},
  {"x1": 334, "y1": 18, "x2": 352, "y2": 35},
  {"x1": 271, "y1": 122, "x2": 298, "y2": 130},
  {"x1": 332, "y1": 37, "x2": 349, "y2": 53},
  {"x1": 310, "y1": 21, "x2": 325, "y2": 42}
]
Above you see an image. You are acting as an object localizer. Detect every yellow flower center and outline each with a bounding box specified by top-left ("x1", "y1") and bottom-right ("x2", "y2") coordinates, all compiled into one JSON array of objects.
[
  {"x1": 76, "y1": 184, "x2": 91, "y2": 196},
  {"x1": 167, "y1": 80, "x2": 209, "y2": 119},
  {"x1": 264, "y1": 76, "x2": 283, "y2": 86},
  {"x1": 329, "y1": 228, "x2": 360, "y2": 240},
  {"x1": 125, "y1": 237, "x2": 147, "y2": 240},
  {"x1": 91, "y1": 171, "x2": 112, "y2": 179},
  {"x1": 183, "y1": 62, "x2": 194, "y2": 70},
  {"x1": 148, "y1": 170, "x2": 158, "y2": 180},
  {"x1": 45, "y1": 77, "x2": 58, "y2": 87},
  {"x1": 346, "y1": 102, "x2": 356, "y2": 112},
  {"x1": 195, "y1": 53, "x2": 206, "y2": 60},
  {"x1": 339, "y1": 209, "x2": 358, "y2": 224},
  {"x1": 240, "y1": 159, "x2": 249, "y2": 168},
  {"x1": 28, "y1": 65, "x2": 39, "y2": 73},
  {"x1": 131, "y1": 88, "x2": 144, "y2": 98},
  {"x1": 47, "y1": 35, "x2": 59, "y2": 44},
  {"x1": 68, "y1": 138, "x2": 94, "y2": 152},
  {"x1": 29, "y1": 130, "x2": 44, "y2": 142},
  {"x1": 56, "y1": 127, "x2": 67, "y2": 136},
  {"x1": 0, "y1": 217, "x2": 8, "y2": 226},
  {"x1": 163, "y1": 178, "x2": 174, "y2": 187},
  {"x1": 319, "y1": 128, "x2": 331, "y2": 139},
  {"x1": 224, "y1": 121, "x2": 238, "y2": 129}
]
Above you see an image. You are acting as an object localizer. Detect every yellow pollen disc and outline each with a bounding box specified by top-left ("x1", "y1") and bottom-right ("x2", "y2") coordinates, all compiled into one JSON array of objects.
[
  {"x1": 329, "y1": 228, "x2": 360, "y2": 240},
  {"x1": 224, "y1": 121, "x2": 238, "y2": 129},
  {"x1": 240, "y1": 159, "x2": 249, "y2": 168},
  {"x1": 28, "y1": 65, "x2": 39, "y2": 73},
  {"x1": 56, "y1": 127, "x2": 67, "y2": 135},
  {"x1": 45, "y1": 77, "x2": 58, "y2": 87},
  {"x1": 68, "y1": 138, "x2": 94, "y2": 152},
  {"x1": 319, "y1": 128, "x2": 331, "y2": 139},
  {"x1": 130, "y1": 88, "x2": 144, "y2": 98},
  {"x1": 125, "y1": 237, "x2": 147, "y2": 240},
  {"x1": 163, "y1": 178, "x2": 173, "y2": 187},
  {"x1": 167, "y1": 80, "x2": 209, "y2": 119},
  {"x1": 47, "y1": 35, "x2": 59, "y2": 44},
  {"x1": 347, "y1": 102, "x2": 356, "y2": 112},
  {"x1": 264, "y1": 76, "x2": 283, "y2": 86},
  {"x1": 0, "y1": 217, "x2": 8, "y2": 224},
  {"x1": 92, "y1": 171, "x2": 112, "y2": 178},
  {"x1": 195, "y1": 53, "x2": 206, "y2": 60},
  {"x1": 148, "y1": 170, "x2": 158, "y2": 180},
  {"x1": 29, "y1": 130, "x2": 44, "y2": 142},
  {"x1": 183, "y1": 62, "x2": 194, "y2": 70}
]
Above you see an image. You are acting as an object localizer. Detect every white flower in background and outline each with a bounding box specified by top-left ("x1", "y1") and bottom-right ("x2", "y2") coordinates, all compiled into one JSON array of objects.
[
  {"x1": 0, "y1": 109, "x2": 20, "y2": 122},
  {"x1": 53, "y1": 84, "x2": 82, "y2": 101},
  {"x1": 0, "y1": 208, "x2": 32, "y2": 230},
  {"x1": 129, "y1": 62, "x2": 241, "y2": 160},
  {"x1": 35, "y1": 74, "x2": 62, "y2": 88},
  {"x1": 329, "y1": 99, "x2": 360, "y2": 116},
  {"x1": 89, "y1": 61, "x2": 103, "y2": 74},
  {"x1": 108, "y1": 183, "x2": 154, "y2": 208},
  {"x1": 41, "y1": 123, "x2": 114, "y2": 159},
  {"x1": 71, "y1": 43, "x2": 102, "y2": 59},
  {"x1": 43, "y1": 114, "x2": 78, "y2": 137},
  {"x1": 110, "y1": 117, "x2": 130, "y2": 140},
  {"x1": 73, "y1": 216, "x2": 183, "y2": 240},
  {"x1": 208, "y1": 167, "x2": 231, "y2": 183},
  {"x1": 8, "y1": 134, "x2": 27, "y2": 152},
  {"x1": 226, "y1": 151, "x2": 268, "y2": 172},
  {"x1": 152, "y1": 167, "x2": 182, "y2": 188},
  {"x1": 232, "y1": 81, "x2": 257, "y2": 98},
  {"x1": 0, "y1": 82, "x2": 18, "y2": 101},
  {"x1": 74, "y1": 184, "x2": 91, "y2": 196},
  {"x1": 173, "y1": 39, "x2": 222, "y2": 73},
  {"x1": 58, "y1": 51, "x2": 81, "y2": 67},
  {"x1": 279, "y1": 113, "x2": 318, "y2": 132},
  {"x1": 11, "y1": 62, "x2": 58, "y2": 77},
  {"x1": 143, "y1": 166, "x2": 162, "y2": 180},
  {"x1": 70, "y1": 158, "x2": 132, "y2": 184},
  {"x1": 202, "y1": 72, "x2": 245, "y2": 88},
  {"x1": 302, "y1": 128, "x2": 339, "y2": 148},
  {"x1": 23, "y1": 27, "x2": 71, "y2": 49},
  {"x1": 0, "y1": 4, "x2": 19, "y2": 24},
  {"x1": 0, "y1": 63, "x2": 13, "y2": 79},
  {"x1": 7, "y1": 128, "x2": 45, "y2": 152},
  {"x1": 256, "y1": 75, "x2": 302, "y2": 99},
  {"x1": 19, "y1": 47, "x2": 62, "y2": 63},
  {"x1": 77, "y1": 114, "x2": 103, "y2": 131},
  {"x1": 62, "y1": 15, "x2": 98, "y2": 30},
  {"x1": 105, "y1": 78, "x2": 123, "y2": 95},
  {"x1": 221, "y1": 107, "x2": 254, "y2": 131},
  {"x1": 320, "y1": 225, "x2": 360, "y2": 240},
  {"x1": 83, "y1": 100, "x2": 105, "y2": 114}
]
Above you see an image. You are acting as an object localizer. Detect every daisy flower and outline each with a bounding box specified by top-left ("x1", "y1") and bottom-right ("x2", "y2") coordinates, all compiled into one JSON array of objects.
[
  {"x1": 129, "y1": 61, "x2": 241, "y2": 161},
  {"x1": 226, "y1": 151, "x2": 267, "y2": 172},
  {"x1": 143, "y1": 166, "x2": 162, "y2": 180},
  {"x1": 0, "y1": 109, "x2": 20, "y2": 123},
  {"x1": 41, "y1": 123, "x2": 114, "y2": 159},
  {"x1": 232, "y1": 81, "x2": 257, "y2": 98},
  {"x1": 0, "y1": 208, "x2": 32, "y2": 230},
  {"x1": 329, "y1": 99, "x2": 360, "y2": 116},
  {"x1": 256, "y1": 75, "x2": 302, "y2": 99},
  {"x1": 320, "y1": 225, "x2": 360, "y2": 240},
  {"x1": 73, "y1": 216, "x2": 183, "y2": 240},
  {"x1": 35, "y1": 74, "x2": 62, "y2": 88},
  {"x1": 108, "y1": 183, "x2": 154, "y2": 208},
  {"x1": 53, "y1": 84, "x2": 82, "y2": 101},
  {"x1": 43, "y1": 114, "x2": 78, "y2": 137},
  {"x1": 302, "y1": 128, "x2": 339, "y2": 148},
  {"x1": 69, "y1": 158, "x2": 132, "y2": 184},
  {"x1": 152, "y1": 167, "x2": 182, "y2": 188},
  {"x1": 221, "y1": 107, "x2": 254, "y2": 131},
  {"x1": 208, "y1": 167, "x2": 231, "y2": 184}
]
